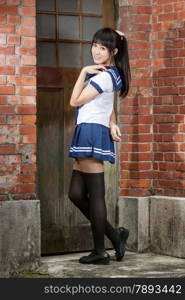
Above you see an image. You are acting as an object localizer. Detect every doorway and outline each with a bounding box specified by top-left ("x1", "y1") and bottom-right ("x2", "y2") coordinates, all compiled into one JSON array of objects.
[{"x1": 36, "y1": 0, "x2": 118, "y2": 254}]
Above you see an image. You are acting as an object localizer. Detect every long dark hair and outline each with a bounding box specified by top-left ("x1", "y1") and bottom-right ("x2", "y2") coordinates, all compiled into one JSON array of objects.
[{"x1": 91, "y1": 27, "x2": 131, "y2": 98}]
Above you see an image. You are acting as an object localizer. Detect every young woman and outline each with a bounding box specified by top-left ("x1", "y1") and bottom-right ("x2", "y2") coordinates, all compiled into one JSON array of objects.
[{"x1": 68, "y1": 27, "x2": 131, "y2": 265}]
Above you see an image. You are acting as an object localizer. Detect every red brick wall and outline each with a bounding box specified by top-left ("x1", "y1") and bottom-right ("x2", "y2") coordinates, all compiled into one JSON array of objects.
[
  {"x1": 119, "y1": 0, "x2": 185, "y2": 197},
  {"x1": 0, "y1": 0, "x2": 36, "y2": 200}
]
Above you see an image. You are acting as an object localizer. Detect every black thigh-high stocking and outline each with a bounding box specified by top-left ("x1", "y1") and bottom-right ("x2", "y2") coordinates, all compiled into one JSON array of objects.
[
  {"x1": 82, "y1": 171, "x2": 106, "y2": 253},
  {"x1": 68, "y1": 170, "x2": 120, "y2": 252}
]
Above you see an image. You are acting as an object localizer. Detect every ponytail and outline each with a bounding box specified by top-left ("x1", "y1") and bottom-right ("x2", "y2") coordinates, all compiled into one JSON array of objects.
[{"x1": 115, "y1": 35, "x2": 131, "y2": 98}]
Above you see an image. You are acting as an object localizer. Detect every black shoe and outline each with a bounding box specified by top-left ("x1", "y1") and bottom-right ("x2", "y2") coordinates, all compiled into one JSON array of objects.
[
  {"x1": 114, "y1": 227, "x2": 129, "y2": 261},
  {"x1": 79, "y1": 250, "x2": 110, "y2": 265}
]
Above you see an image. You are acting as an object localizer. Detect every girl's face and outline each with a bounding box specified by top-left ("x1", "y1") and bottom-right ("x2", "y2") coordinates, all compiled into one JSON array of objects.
[{"x1": 91, "y1": 42, "x2": 112, "y2": 65}]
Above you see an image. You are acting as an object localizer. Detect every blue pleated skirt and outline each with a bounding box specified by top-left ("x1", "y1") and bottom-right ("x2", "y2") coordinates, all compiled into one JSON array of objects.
[{"x1": 69, "y1": 123, "x2": 116, "y2": 164}]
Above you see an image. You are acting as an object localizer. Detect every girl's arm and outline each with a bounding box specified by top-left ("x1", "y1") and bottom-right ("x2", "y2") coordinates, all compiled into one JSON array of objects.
[
  {"x1": 109, "y1": 107, "x2": 122, "y2": 142},
  {"x1": 70, "y1": 65, "x2": 106, "y2": 107},
  {"x1": 109, "y1": 108, "x2": 117, "y2": 126}
]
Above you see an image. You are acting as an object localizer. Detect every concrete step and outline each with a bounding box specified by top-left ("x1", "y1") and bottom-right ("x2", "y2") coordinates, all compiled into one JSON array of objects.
[{"x1": 38, "y1": 250, "x2": 185, "y2": 278}]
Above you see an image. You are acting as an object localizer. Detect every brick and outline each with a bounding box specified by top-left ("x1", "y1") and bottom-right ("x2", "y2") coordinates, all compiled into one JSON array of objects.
[
  {"x1": 153, "y1": 106, "x2": 178, "y2": 114},
  {"x1": 22, "y1": 37, "x2": 36, "y2": 48},
  {"x1": 21, "y1": 115, "x2": 36, "y2": 124},
  {"x1": 7, "y1": 75, "x2": 21, "y2": 85},
  {"x1": 121, "y1": 161, "x2": 152, "y2": 171},
  {"x1": 16, "y1": 86, "x2": 36, "y2": 96},
  {"x1": 19, "y1": 174, "x2": 35, "y2": 183},
  {"x1": 21, "y1": 164, "x2": 36, "y2": 173},
  {"x1": 7, "y1": 75, "x2": 36, "y2": 85},
  {"x1": 7, "y1": 35, "x2": 20, "y2": 45},
  {"x1": 0, "y1": 144, "x2": 15, "y2": 154},
  {"x1": 158, "y1": 87, "x2": 178, "y2": 95},
  {"x1": 158, "y1": 124, "x2": 178, "y2": 133},
  {"x1": 154, "y1": 115, "x2": 174, "y2": 123},
  {"x1": 22, "y1": 134, "x2": 36, "y2": 143},
  {"x1": 22, "y1": 16, "x2": 35, "y2": 27},
  {"x1": 16, "y1": 66, "x2": 36, "y2": 75},
  {"x1": 21, "y1": 96, "x2": 36, "y2": 105},
  {"x1": 0, "y1": 6, "x2": 17, "y2": 15},
  {"x1": 0, "y1": 86, "x2": 15, "y2": 95},
  {"x1": 23, "y1": 0, "x2": 35, "y2": 6},
  {"x1": 120, "y1": 143, "x2": 151, "y2": 152},
  {"x1": 131, "y1": 78, "x2": 152, "y2": 87},
  {"x1": 7, "y1": 95, "x2": 21, "y2": 104},
  {"x1": 120, "y1": 106, "x2": 151, "y2": 115},
  {"x1": 16, "y1": 105, "x2": 36, "y2": 114},
  {"x1": 7, "y1": 115, "x2": 22, "y2": 124},
  {"x1": 131, "y1": 153, "x2": 153, "y2": 161},
  {"x1": 120, "y1": 6, "x2": 152, "y2": 14},
  {"x1": 119, "y1": 179, "x2": 151, "y2": 188},
  {"x1": 7, "y1": 0, "x2": 20, "y2": 4},
  {"x1": 18, "y1": 7, "x2": 36, "y2": 17},
  {"x1": 9, "y1": 183, "x2": 36, "y2": 194},
  {"x1": 0, "y1": 66, "x2": 14, "y2": 74},
  {"x1": 16, "y1": 47, "x2": 36, "y2": 55},
  {"x1": 0, "y1": 45, "x2": 14, "y2": 55},
  {"x1": 0, "y1": 105, "x2": 15, "y2": 115},
  {"x1": 120, "y1": 116, "x2": 153, "y2": 124},
  {"x1": 16, "y1": 26, "x2": 35, "y2": 36},
  {"x1": 6, "y1": 55, "x2": 20, "y2": 65},
  {"x1": 19, "y1": 183, "x2": 36, "y2": 193},
  {"x1": 21, "y1": 55, "x2": 36, "y2": 65},
  {"x1": 7, "y1": 15, "x2": 20, "y2": 24},
  {"x1": 121, "y1": 124, "x2": 150, "y2": 134},
  {"x1": 19, "y1": 125, "x2": 36, "y2": 135},
  {"x1": 21, "y1": 76, "x2": 36, "y2": 85},
  {"x1": 129, "y1": 134, "x2": 153, "y2": 143},
  {"x1": 158, "y1": 12, "x2": 178, "y2": 22}
]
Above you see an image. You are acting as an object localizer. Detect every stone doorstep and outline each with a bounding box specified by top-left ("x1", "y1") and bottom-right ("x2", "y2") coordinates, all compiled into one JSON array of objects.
[{"x1": 36, "y1": 250, "x2": 185, "y2": 278}]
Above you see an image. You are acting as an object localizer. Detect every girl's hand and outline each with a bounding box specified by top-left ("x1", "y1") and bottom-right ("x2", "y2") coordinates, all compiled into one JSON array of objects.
[
  {"x1": 110, "y1": 123, "x2": 122, "y2": 142},
  {"x1": 83, "y1": 65, "x2": 106, "y2": 75}
]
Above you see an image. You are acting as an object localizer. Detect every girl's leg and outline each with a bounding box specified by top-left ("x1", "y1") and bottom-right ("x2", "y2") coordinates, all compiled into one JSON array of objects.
[
  {"x1": 69, "y1": 158, "x2": 107, "y2": 254},
  {"x1": 69, "y1": 158, "x2": 129, "y2": 262},
  {"x1": 68, "y1": 167, "x2": 120, "y2": 247},
  {"x1": 73, "y1": 157, "x2": 104, "y2": 173}
]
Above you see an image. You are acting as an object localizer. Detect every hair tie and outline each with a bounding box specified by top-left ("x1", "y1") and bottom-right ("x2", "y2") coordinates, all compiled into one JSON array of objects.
[{"x1": 116, "y1": 30, "x2": 125, "y2": 39}]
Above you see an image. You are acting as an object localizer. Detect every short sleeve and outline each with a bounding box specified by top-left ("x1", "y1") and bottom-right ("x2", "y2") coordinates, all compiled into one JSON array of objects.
[{"x1": 89, "y1": 71, "x2": 113, "y2": 94}]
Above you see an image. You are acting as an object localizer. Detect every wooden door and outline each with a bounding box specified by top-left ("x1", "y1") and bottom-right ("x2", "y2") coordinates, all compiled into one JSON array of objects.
[{"x1": 36, "y1": 0, "x2": 117, "y2": 254}]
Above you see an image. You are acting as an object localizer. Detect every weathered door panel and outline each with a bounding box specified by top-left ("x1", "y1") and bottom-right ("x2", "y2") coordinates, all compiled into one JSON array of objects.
[{"x1": 37, "y1": 88, "x2": 117, "y2": 254}]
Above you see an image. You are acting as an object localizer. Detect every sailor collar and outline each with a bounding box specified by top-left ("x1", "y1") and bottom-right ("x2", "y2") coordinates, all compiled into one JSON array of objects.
[{"x1": 85, "y1": 66, "x2": 123, "y2": 92}]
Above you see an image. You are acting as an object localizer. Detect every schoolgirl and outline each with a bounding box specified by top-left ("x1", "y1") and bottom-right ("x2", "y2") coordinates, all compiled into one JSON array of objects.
[{"x1": 68, "y1": 28, "x2": 131, "y2": 265}]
